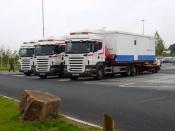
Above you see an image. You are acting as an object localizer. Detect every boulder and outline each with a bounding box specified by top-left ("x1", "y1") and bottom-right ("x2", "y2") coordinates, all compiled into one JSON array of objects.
[{"x1": 19, "y1": 90, "x2": 61, "y2": 121}]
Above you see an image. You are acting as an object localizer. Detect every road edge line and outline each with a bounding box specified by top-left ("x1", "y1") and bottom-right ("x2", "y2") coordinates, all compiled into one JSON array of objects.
[{"x1": 0, "y1": 95, "x2": 103, "y2": 129}]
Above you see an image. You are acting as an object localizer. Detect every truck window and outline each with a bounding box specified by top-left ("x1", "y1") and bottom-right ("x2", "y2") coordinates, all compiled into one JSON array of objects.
[
  {"x1": 94, "y1": 42, "x2": 102, "y2": 52},
  {"x1": 54, "y1": 45, "x2": 65, "y2": 54},
  {"x1": 61, "y1": 45, "x2": 65, "y2": 52}
]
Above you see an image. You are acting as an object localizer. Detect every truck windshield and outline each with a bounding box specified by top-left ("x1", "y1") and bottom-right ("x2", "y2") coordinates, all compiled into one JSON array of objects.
[
  {"x1": 35, "y1": 45, "x2": 64, "y2": 56},
  {"x1": 19, "y1": 48, "x2": 34, "y2": 57},
  {"x1": 66, "y1": 41, "x2": 92, "y2": 54}
]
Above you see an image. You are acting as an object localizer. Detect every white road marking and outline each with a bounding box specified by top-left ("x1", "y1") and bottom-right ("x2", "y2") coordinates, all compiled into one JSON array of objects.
[
  {"x1": 135, "y1": 96, "x2": 175, "y2": 103},
  {"x1": 119, "y1": 83, "x2": 134, "y2": 87},
  {"x1": 60, "y1": 115, "x2": 102, "y2": 129},
  {"x1": 57, "y1": 79, "x2": 70, "y2": 82},
  {"x1": 12, "y1": 74, "x2": 25, "y2": 77}
]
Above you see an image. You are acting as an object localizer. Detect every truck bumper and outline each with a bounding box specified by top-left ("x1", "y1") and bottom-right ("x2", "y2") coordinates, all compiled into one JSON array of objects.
[
  {"x1": 35, "y1": 65, "x2": 64, "y2": 76},
  {"x1": 19, "y1": 66, "x2": 35, "y2": 74},
  {"x1": 66, "y1": 65, "x2": 96, "y2": 77}
]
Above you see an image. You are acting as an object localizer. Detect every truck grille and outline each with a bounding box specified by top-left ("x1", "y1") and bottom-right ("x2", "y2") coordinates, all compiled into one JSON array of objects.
[
  {"x1": 68, "y1": 57, "x2": 85, "y2": 73},
  {"x1": 21, "y1": 59, "x2": 31, "y2": 70},
  {"x1": 36, "y1": 58, "x2": 49, "y2": 72}
]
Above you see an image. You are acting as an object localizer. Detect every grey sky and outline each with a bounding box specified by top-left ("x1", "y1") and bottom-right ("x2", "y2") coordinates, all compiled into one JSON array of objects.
[{"x1": 0, "y1": 0, "x2": 175, "y2": 50}]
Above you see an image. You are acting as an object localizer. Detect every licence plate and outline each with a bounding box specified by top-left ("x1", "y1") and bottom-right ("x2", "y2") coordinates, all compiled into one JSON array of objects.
[
  {"x1": 72, "y1": 74, "x2": 79, "y2": 76},
  {"x1": 24, "y1": 70, "x2": 28, "y2": 73},
  {"x1": 40, "y1": 73, "x2": 46, "y2": 76}
]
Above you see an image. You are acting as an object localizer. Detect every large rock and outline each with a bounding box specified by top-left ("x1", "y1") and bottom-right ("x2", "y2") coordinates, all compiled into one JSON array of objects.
[{"x1": 19, "y1": 90, "x2": 61, "y2": 121}]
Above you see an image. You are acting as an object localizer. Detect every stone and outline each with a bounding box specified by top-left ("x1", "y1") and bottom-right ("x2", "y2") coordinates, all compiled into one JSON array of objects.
[{"x1": 19, "y1": 90, "x2": 61, "y2": 121}]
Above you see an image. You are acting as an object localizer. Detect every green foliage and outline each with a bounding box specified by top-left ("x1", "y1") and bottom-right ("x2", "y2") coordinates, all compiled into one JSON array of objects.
[
  {"x1": 0, "y1": 45, "x2": 19, "y2": 70},
  {"x1": 168, "y1": 44, "x2": 175, "y2": 56},
  {"x1": 0, "y1": 96, "x2": 101, "y2": 131},
  {"x1": 0, "y1": 64, "x2": 19, "y2": 71},
  {"x1": 155, "y1": 31, "x2": 165, "y2": 56}
]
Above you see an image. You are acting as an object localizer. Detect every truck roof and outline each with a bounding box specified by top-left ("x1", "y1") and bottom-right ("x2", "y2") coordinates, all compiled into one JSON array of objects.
[
  {"x1": 37, "y1": 40, "x2": 65, "y2": 46},
  {"x1": 103, "y1": 30, "x2": 154, "y2": 39},
  {"x1": 37, "y1": 36, "x2": 66, "y2": 45},
  {"x1": 20, "y1": 41, "x2": 36, "y2": 48},
  {"x1": 68, "y1": 30, "x2": 154, "y2": 39}
]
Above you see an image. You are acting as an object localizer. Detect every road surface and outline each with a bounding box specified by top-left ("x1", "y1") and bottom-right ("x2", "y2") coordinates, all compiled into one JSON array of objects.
[{"x1": 0, "y1": 63, "x2": 175, "y2": 131}]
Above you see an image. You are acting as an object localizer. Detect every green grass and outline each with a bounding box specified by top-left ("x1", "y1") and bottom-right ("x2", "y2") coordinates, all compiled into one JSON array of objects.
[
  {"x1": 0, "y1": 65, "x2": 19, "y2": 71},
  {"x1": 0, "y1": 96, "x2": 102, "y2": 131}
]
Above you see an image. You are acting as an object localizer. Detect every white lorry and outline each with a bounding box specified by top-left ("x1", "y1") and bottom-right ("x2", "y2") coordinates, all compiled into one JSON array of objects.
[
  {"x1": 34, "y1": 38, "x2": 66, "y2": 79},
  {"x1": 19, "y1": 41, "x2": 36, "y2": 76},
  {"x1": 64, "y1": 31, "x2": 160, "y2": 80}
]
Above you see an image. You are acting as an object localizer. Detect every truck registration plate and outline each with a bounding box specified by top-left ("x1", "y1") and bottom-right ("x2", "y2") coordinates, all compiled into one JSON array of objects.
[
  {"x1": 40, "y1": 73, "x2": 45, "y2": 76},
  {"x1": 72, "y1": 74, "x2": 79, "y2": 76}
]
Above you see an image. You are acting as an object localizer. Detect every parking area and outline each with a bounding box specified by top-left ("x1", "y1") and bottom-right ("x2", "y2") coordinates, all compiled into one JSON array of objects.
[
  {"x1": 1, "y1": 63, "x2": 175, "y2": 131},
  {"x1": 5, "y1": 63, "x2": 175, "y2": 92}
]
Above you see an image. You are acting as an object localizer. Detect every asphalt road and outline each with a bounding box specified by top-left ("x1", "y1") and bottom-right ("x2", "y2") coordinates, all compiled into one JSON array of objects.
[{"x1": 0, "y1": 63, "x2": 175, "y2": 131}]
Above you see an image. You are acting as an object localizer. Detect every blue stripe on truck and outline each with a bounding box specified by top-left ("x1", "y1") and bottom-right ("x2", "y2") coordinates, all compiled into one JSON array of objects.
[
  {"x1": 138, "y1": 55, "x2": 155, "y2": 61},
  {"x1": 115, "y1": 55, "x2": 155, "y2": 62},
  {"x1": 115, "y1": 55, "x2": 134, "y2": 62}
]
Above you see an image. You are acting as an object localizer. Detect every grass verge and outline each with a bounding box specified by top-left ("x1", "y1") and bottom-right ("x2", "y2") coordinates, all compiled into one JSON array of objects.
[
  {"x1": 0, "y1": 65, "x2": 19, "y2": 72},
  {"x1": 0, "y1": 96, "x2": 102, "y2": 131}
]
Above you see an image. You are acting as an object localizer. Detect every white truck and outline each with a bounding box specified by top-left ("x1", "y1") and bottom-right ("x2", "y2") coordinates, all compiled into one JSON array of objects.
[
  {"x1": 19, "y1": 41, "x2": 36, "y2": 76},
  {"x1": 64, "y1": 31, "x2": 160, "y2": 80},
  {"x1": 34, "y1": 38, "x2": 66, "y2": 79}
]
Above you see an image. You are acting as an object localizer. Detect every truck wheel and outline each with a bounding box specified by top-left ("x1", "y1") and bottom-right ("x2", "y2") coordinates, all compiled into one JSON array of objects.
[
  {"x1": 40, "y1": 75, "x2": 46, "y2": 79},
  {"x1": 131, "y1": 66, "x2": 136, "y2": 76},
  {"x1": 126, "y1": 66, "x2": 131, "y2": 76},
  {"x1": 120, "y1": 72, "x2": 126, "y2": 77},
  {"x1": 24, "y1": 72, "x2": 31, "y2": 76},
  {"x1": 58, "y1": 73, "x2": 64, "y2": 78},
  {"x1": 70, "y1": 76, "x2": 78, "y2": 80},
  {"x1": 154, "y1": 67, "x2": 158, "y2": 73},
  {"x1": 96, "y1": 67, "x2": 104, "y2": 80}
]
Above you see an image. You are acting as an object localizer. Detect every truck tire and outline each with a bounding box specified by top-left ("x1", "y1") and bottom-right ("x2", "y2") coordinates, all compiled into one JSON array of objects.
[
  {"x1": 120, "y1": 72, "x2": 126, "y2": 77},
  {"x1": 40, "y1": 75, "x2": 47, "y2": 79},
  {"x1": 131, "y1": 66, "x2": 136, "y2": 76},
  {"x1": 154, "y1": 67, "x2": 158, "y2": 73},
  {"x1": 70, "y1": 76, "x2": 78, "y2": 80},
  {"x1": 58, "y1": 73, "x2": 64, "y2": 78},
  {"x1": 96, "y1": 67, "x2": 104, "y2": 80},
  {"x1": 125, "y1": 66, "x2": 131, "y2": 76},
  {"x1": 24, "y1": 72, "x2": 31, "y2": 76}
]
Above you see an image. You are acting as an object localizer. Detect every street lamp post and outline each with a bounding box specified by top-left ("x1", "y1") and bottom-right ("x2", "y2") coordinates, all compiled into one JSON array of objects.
[
  {"x1": 42, "y1": 0, "x2": 45, "y2": 38},
  {"x1": 141, "y1": 19, "x2": 145, "y2": 35}
]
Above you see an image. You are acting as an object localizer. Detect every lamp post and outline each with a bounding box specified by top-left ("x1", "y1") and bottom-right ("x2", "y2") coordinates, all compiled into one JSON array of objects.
[
  {"x1": 42, "y1": 0, "x2": 45, "y2": 38},
  {"x1": 141, "y1": 19, "x2": 145, "y2": 35}
]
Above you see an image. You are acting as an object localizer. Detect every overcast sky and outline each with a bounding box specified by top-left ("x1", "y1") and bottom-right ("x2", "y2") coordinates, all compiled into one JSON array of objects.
[{"x1": 0, "y1": 0, "x2": 175, "y2": 50}]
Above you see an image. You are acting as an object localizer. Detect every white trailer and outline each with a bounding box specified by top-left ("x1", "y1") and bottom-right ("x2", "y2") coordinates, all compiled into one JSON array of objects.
[
  {"x1": 64, "y1": 31, "x2": 160, "y2": 80},
  {"x1": 34, "y1": 38, "x2": 66, "y2": 79},
  {"x1": 19, "y1": 41, "x2": 36, "y2": 76}
]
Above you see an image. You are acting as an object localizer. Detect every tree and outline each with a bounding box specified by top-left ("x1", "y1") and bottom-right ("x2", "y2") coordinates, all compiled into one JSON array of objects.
[
  {"x1": 0, "y1": 45, "x2": 4, "y2": 67},
  {"x1": 168, "y1": 44, "x2": 175, "y2": 56},
  {"x1": 155, "y1": 31, "x2": 165, "y2": 56},
  {"x1": 0, "y1": 45, "x2": 19, "y2": 70}
]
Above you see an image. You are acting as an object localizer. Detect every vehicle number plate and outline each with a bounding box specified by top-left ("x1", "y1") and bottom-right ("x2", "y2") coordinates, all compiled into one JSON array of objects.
[
  {"x1": 40, "y1": 73, "x2": 46, "y2": 76},
  {"x1": 72, "y1": 74, "x2": 79, "y2": 76}
]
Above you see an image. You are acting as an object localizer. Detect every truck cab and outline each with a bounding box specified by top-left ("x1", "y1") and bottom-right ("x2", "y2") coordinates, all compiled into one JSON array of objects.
[
  {"x1": 19, "y1": 42, "x2": 36, "y2": 76},
  {"x1": 34, "y1": 38, "x2": 65, "y2": 79},
  {"x1": 64, "y1": 32, "x2": 106, "y2": 80}
]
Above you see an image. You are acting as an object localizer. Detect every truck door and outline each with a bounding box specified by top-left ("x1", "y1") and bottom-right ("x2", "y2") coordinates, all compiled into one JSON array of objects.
[{"x1": 92, "y1": 42, "x2": 105, "y2": 64}]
